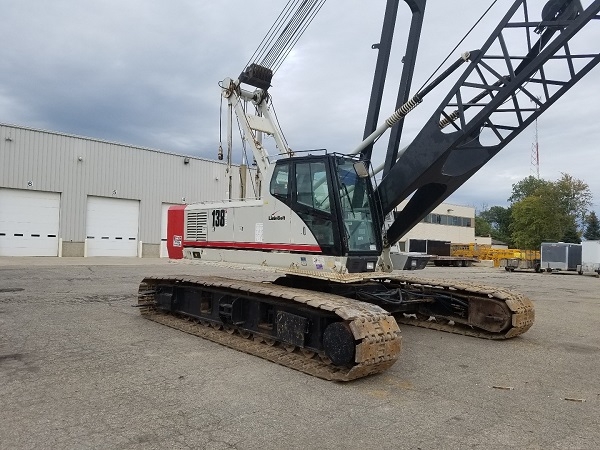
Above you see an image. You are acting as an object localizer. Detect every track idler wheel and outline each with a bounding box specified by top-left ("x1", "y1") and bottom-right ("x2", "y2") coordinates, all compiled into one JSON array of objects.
[{"x1": 322, "y1": 322, "x2": 356, "y2": 366}]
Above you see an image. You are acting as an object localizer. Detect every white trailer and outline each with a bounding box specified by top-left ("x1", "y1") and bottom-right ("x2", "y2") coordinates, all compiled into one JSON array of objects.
[{"x1": 577, "y1": 240, "x2": 600, "y2": 276}]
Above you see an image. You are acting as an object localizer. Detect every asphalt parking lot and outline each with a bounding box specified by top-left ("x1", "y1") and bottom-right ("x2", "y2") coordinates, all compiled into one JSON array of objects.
[{"x1": 1, "y1": 257, "x2": 599, "y2": 449}]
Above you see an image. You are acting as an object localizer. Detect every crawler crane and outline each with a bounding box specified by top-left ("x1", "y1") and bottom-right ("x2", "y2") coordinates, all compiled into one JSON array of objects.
[{"x1": 138, "y1": 0, "x2": 600, "y2": 380}]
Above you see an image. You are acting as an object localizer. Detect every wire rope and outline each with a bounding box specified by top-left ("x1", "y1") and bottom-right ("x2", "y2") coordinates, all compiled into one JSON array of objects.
[
  {"x1": 272, "y1": 0, "x2": 326, "y2": 73},
  {"x1": 268, "y1": 99, "x2": 291, "y2": 154},
  {"x1": 417, "y1": 0, "x2": 500, "y2": 94},
  {"x1": 243, "y1": 0, "x2": 326, "y2": 73},
  {"x1": 244, "y1": 0, "x2": 299, "y2": 70},
  {"x1": 234, "y1": 101, "x2": 259, "y2": 198}
]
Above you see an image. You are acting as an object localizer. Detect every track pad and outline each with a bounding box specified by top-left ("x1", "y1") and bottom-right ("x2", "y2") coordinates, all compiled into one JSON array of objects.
[{"x1": 276, "y1": 311, "x2": 307, "y2": 347}]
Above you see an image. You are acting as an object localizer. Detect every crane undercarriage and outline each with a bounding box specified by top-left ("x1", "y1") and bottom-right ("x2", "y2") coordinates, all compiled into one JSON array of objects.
[{"x1": 138, "y1": 273, "x2": 534, "y2": 381}]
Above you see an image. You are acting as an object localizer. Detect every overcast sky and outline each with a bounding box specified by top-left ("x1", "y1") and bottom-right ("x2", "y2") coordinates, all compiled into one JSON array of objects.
[{"x1": 2, "y1": 0, "x2": 599, "y2": 214}]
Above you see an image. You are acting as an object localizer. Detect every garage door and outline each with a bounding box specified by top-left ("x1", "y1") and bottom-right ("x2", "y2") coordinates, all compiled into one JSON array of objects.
[
  {"x1": 160, "y1": 203, "x2": 178, "y2": 257},
  {"x1": 0, "y1": 188, "x2": 60, "y2": 256},
  {"x1": 86, "y1": 196, "x2": 139, "y2": 257}
]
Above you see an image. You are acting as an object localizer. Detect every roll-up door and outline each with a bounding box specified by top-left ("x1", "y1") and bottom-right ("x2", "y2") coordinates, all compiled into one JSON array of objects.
[
  {"x1": 86, "y1": 196, "x2": 139, "y2": 257},
  {"x1": 0, "y1": 188, "x2": 60, "y2": 256}
]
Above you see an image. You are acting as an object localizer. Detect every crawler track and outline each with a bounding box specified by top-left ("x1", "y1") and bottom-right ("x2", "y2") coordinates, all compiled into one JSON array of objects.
[
  {"x1": 138, "y1": 276, "x2": 401, "y2": 381},
  {"x1": 389, "y1": 275, "x2": 535, "y2": 339}
]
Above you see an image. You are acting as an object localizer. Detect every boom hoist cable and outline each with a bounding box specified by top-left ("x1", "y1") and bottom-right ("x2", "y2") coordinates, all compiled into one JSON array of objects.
[
  {"x1": 417, "y1": 0, "x2": 500, "y2": 94},
  {"x1": 239, "y1": 0, "x2": 327, "y2": 90}
]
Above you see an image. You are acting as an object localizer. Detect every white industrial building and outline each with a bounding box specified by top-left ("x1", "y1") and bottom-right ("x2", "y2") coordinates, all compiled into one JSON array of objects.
[
  {"x1": 0, "y1": 123, "x2": 254, "y2": 257},
  {"x1": 1, "y1": 123, "x2": 474, "y2": 258}
]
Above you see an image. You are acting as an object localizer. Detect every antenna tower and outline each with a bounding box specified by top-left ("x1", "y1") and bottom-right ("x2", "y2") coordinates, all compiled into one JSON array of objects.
[{"x1": 530, "y1": 98, "x2": 540, "y2": 179}]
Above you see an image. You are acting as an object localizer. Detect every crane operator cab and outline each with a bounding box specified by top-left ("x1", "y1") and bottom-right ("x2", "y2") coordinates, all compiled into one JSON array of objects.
[{"x1": 269, "y1": 153, "x2": 383, "y2": 273}]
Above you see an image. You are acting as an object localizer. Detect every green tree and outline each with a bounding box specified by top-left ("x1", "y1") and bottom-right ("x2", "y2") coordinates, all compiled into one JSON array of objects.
[
  {"x1": 510, "y1": 186, "x2": 565, "y2": 249},
  {"x1": 478, "y1": 205, "x2": 513, "y2": 245},
  {"x1": 583, "y1": 211, "x2": 600, "y2": 240},
  {"x1": 554, "y1": 173, "x2": 593, "y2": 224},
  {"x1": 509, "y1": 174, "x2": 592, "y2": 248},
  {"x1": 508, "y1": 176, "x2": 550, "y2": 203},
  {"x1": 561, "y1": 218, "x2": 581, "y2": 243},
  {"x1": 475, "y1": 215, "x2": 493, "y2": 237}
]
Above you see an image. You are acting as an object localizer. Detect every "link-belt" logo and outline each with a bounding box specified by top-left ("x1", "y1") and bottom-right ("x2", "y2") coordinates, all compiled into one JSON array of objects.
[{"x1": 268, "y1": 211, "x2": 286, "y2": 221}]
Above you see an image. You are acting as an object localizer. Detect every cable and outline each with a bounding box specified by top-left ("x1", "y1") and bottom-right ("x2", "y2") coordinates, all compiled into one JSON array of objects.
[
  {"x1": 218, "y1": 91, "x2": 222, "y2": 144},
  {"x1": 244, "y1": 0, "x2": 326, "y2": 73},
  {"x1": 234, "y1": 101, "x2": 259, "y2": 198},
  {"x1": 261, "y1": 1, "x2": 309, "y2": 68},
  {"x1": 244, "y1": 0, "x2": 298, "y2": 71},
  {"x1": 418, "y1": 0, "x2": 499, "y2": 94},
  {"x1": 253, "y1": 0, "x2": 300, "y2": 67},
  {"x1": 272, "y1": 0, "x2": 326, "y2": 73},
  {"x1": 218, "y1": 92, "x2": 224, "y2": 160},
  {"x1": 269, "y1": 99, "x2": 291, "y2": 154}
]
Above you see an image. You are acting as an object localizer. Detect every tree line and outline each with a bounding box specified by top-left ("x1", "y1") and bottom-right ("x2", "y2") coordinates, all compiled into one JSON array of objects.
[{"x1": 475, "y1": 173, "x2": 600, "y2": 249}]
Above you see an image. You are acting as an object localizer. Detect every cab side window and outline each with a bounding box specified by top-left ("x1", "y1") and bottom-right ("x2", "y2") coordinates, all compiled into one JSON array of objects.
[
  {"x1": 295, "y1": 162, "x2": 331, "y2": 212},
  {"x1": 270, "y1": 163, "x2": 290, "y2": 199}
]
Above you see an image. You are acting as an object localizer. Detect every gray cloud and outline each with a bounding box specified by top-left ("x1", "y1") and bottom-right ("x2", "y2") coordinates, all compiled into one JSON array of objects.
[{"x1": 2, "y1": 0, "x2": 599, "y2": 214}]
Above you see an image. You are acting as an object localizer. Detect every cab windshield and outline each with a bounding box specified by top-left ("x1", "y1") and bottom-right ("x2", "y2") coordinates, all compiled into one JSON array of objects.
[{"x1": 336, "y1": 159, "x2": 378, "y2": 252}]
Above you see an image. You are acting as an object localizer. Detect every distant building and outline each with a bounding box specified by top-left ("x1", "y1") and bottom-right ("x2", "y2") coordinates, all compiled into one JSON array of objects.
[{"x1": 395, "y1": 201, "x2": 475, "y2": 251}]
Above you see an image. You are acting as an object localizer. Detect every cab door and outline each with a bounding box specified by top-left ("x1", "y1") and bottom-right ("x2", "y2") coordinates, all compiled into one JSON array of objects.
[{"x1": 290, "y1": 158, "x2": 344, "y2": 256}]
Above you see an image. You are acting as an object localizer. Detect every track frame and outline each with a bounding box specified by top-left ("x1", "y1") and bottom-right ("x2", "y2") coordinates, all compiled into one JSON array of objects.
[{"x1": 138, "y1": 275, "x2": 402, "y2": 381}]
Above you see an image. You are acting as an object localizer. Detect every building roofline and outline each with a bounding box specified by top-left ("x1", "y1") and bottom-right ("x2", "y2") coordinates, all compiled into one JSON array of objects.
[{"x1": 0, "y1": 121, "x2": 234, "y2": 166}]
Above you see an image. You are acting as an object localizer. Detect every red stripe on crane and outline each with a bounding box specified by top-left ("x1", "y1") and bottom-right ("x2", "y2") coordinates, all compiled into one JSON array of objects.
[{"x1": 183, "y1": 241, "x2": 322, "y2": 253}]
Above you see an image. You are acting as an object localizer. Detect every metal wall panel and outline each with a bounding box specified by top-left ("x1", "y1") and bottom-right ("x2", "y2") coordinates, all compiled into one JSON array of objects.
[{"x1": 0, "y1": 123, "x2": 256, "y2": 246}]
